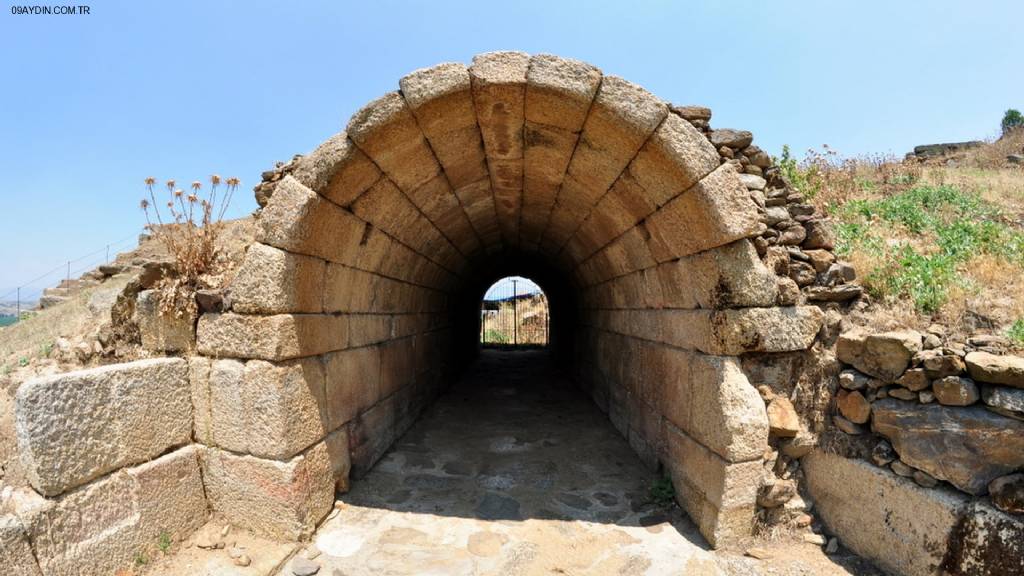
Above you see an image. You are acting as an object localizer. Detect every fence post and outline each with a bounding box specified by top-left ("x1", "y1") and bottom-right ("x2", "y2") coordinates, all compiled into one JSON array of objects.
[{"x1": 512, "y1": 278, "x2": 518, "y2": 346}]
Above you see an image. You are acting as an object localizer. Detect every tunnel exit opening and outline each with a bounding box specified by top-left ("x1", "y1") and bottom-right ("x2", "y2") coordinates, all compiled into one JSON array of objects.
[{"x1": 479, "y1": 276, "x2": 549, "y2": 348}]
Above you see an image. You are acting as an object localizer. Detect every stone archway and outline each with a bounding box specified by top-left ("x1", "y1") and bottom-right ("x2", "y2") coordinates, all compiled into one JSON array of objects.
[{"x1": 194, "y1": 52, "x2": 827, "y2": 548}]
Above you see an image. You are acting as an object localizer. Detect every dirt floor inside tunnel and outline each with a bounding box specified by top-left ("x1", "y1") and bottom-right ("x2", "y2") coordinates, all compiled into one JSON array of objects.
[{"x1": 288, "y1": 349, "x2": 883, "y2": 576}]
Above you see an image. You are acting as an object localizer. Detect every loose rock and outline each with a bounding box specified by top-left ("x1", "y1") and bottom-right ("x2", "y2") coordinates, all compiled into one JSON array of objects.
[
  {"x1": 965, "y1": 351, "x2": 1024, "y2": 388},
  {"x1": 767, "y1": 398, "x2": 801, "y2": 437},
  {"x1": 290, "y1": 556, "x2": 321, "y2": 576},
  {"x1": 988, "y1": 473, "x2": 1024, "y2": 514},
  {"x1": 932, "y1": 376, "x2": 980, "y2": 406}
]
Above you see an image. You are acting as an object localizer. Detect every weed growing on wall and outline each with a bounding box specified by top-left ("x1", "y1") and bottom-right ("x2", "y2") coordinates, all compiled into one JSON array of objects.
[{"x1": 140, "y1": 175, "x2": 239, "y2": 318}]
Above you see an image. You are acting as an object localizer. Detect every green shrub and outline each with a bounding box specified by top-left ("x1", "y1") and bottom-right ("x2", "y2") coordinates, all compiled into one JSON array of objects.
[
  {"x1": 1009, "y1": 319, "x2": 1024, "y2": 347},
  {"x1": 1002, "y1": 109, "x2": 1024, "y2": 135},
  {"x1": 649, "y1": 475, "x2": 675, "y2": 507}
]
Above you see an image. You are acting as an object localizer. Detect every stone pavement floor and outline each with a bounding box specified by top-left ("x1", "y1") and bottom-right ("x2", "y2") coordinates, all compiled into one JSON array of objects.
[{"x1": 274, "y1": 349, "x2": 875, "y2": 576}]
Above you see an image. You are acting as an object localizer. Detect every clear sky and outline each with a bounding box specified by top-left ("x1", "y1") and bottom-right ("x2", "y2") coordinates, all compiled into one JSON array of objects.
[{"x1": 1, "y1": 0, "x2": 1021, "y2": 298}]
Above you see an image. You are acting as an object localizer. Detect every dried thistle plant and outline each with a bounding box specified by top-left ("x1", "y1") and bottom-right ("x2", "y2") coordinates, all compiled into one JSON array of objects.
[{"x1": 141, "y1": 175, "x2": 239, "y2": 318}]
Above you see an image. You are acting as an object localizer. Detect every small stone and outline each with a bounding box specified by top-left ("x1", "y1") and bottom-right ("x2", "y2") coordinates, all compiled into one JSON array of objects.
[
  {"x1": 923, "y1": 354, "x2": 966, "y2": 379},
  {"x1": 833, "y1": 414, "x2": 864, "y2": 435},
  {"x1": 196, "y1": 290, "x2": 226, "y2": 314},
  {"x1": 871, "y1": 440, "x2": 897, "y2": 467},
  {"x1": 780, "y1": 432, "x2": 816, "y2": 459},
  {"x1": 897, "y1": 368, "x2": 930, "y2": 391},
  {"x1": 924, "y1": 333, "x2": 942, "y2": 350},
  {"x1": 839, "y1": 369, "x2": 869, "y2": 391},
  {"x1": 794, "y1": 513, "x2": 813, "y2": 528},
  {"x1": 756, "y1": 384, "x2": 775, "y2": 402},
  {"x1": 805, "y1": 284, "x2": 863, "y2": 302},
  {"x1": 739, "y1": 173, "x2": 767, "y2": 191},
  {"x1": 227, "y1": 546, "x2": 243, "y2": 559},
  {"x1": 195, "y1": 532, "x2": 223, "y2": 550},
  {"x1": 767, "y1": 398, "x2": 801, "y2": 437},
  {"x1": 802, "y1": 219, "x2": 836, "y2": 250},
  {"x1": 988, "y1": 473, "x2": 1024, "y2": 514},
  {"x1": 220, "y1": 524, "x2": 230, "y2": 537},
  {"x1": 745, "y1": 547, "x2": 774, "y2": 560},
  {"x1": 803, "y1": 533, "x2": 827, "y2": 546},
  {"x1": 913, "y1": 470, "x2": 939, "y2": 488},
  {"x1": 891, "y1": 460, "x2": 915, "y2": 477},
  {"x1": 826, "y1": 537, "x2": 839, "y2": 554},
  {"x1": 887, "y1": 387, "x2": 918, "y2": 401},
  {"x1": 305, "y1": 545, "x2": 322, "y2": 559},
  {"x1": 709, "y1": 128, "x2": 753, "y2": 149},
  {"x1": 290, "y1": 556, "x2": 321, "y2": 576},
  {"x1": 919, "y1": 390, "x2": 935, "y2": 403},
  {"x1": 933, "y1": 376, "x2": 980, "y2": 406},
  {"x1": 836, "y1": 390, "x2": 870, "y2": 424},
  {"x1": 234, "y1": 554, "x2": 252, "y2": 567},
  {"x1": 758, "y1": 480, "x2": 797, "y2": 508}
]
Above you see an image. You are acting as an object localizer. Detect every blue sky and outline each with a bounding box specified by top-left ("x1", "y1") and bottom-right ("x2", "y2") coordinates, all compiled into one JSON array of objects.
[{"x1": 1, "y1": 0, "x2": 1021, "y2": 298}]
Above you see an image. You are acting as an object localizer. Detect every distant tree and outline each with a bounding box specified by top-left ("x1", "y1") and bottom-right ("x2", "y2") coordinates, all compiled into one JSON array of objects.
[{"x1": 1002, "y1": 109, "x2": 1024, "y2": 135}]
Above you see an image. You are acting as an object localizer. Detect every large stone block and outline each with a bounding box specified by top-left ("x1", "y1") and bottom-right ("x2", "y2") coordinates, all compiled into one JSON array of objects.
[
  {"x1": 524, "y1": 53, "x2": 601, "y2": 131},
  {"x1": 346, "y1": 91, "x2": 441, "y2": 192},
  {"x1": 289, "y1": 132, "x2": 382, "y2": 207},
  {"x1": 16, "y1": 446, "x2": 207, "y2": 576},
  {"x1": 136, "y1": 289, "x2": 196, "y2": 352},
  {"x1": 804, "y1": 450, "x2": 968, "y2": 576},
  {"x1": 400, "y1": 62, "x2": 489, "y2": 188},
  {"x1": 202, "y1": 442, "x2": 334, "y2": 541},
  {"x1": 324, "y1": 345, "x2": 381, "y2": 430},
  {"x1": 645, "y1": 164, "x2": 762, "y2": 259},
  {"x1": 628, "y1": 112, "x2": 720, "y2": 207},
  {"x1": 0, "y1": 515, "x2": 41, "y2": 575},
  {"x1": 324, "y1": 426, "x2": 352, "y2": 493},
  {"x1": 566, "y1": 75, "x2": 668, "y2": 197},
  {"x1": 207, "y1": 358, "x2": 328, "y2": 459},
  {"x1": 657, "y1": 348, "x2": 769, "y2": 462},
  {"x1": 197, "y1": 312, "x2": 348, "y2": 361},
  {"x1": 350, "y1": 395, "x2": 397, "y2": 477},
  {"x1": 871, "y1": 399, "x2": 1024, "y2": 495},
  {"x1": 655, "y1": 239, "x2": 778, "y2": 309},
  {"x1": 942, "y1": 502, "x2": 1024, "y2": 576},
  {"x1": 256, "y1": 176, "x2": 370, "y2": 266},
  {"x1": 663, "y1": 423, "x2": 763, "y2": 548},
  {"x1": 15, "y1": 358, "x2": 192, "y2": 496},
  {"x1": 231, "y1": 243, "x2": 326, "y2": 314}
]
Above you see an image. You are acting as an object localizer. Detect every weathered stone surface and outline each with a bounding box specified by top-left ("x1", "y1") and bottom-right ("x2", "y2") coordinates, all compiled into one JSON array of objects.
[
  {"x1": 289, "y1": 132, "x2": 381, "y2": 207},
  {"x1": 922, "y1": 353, "x2": 965, "y2": 379},
  {"x1": 709, "y1": 129, "x2": 753, "y2": 149},
  {"x1": 203, "y1": 442, "x2": 334, "y2": 541},
  {"x1": 346, "y1": 91, "x2": 440, "y2": 192},
  {"x1": 871, "y1": 399, "x2": 1024, "y2": 494},
  {"x1": 837, "y1": 329, "x2": 922, "y2": 382},
  {"x1": 836, "y1": 389, "x2": 870, "y2": 424},
  {"x1": 664, "y1": 422, "x2": 762, "y2": 548},
  {"x1": 15, "y1": 358, "x2": 191, "y2": 496},
  {"x1": 16, "y1": 446, "x2": 207, "y2": 576},
  {"x1": 657, "y1": 348, "x2": 769, "y2": 462},
  {"x1": 136, "y1": 289, "x2": 196, "y2": 352},
  {"x1": 897, "y1": 368, "x2": 930, "y2": 391},
  {"x1": 766, "y1": 398, "x2": 800, "y2": 437},
  {"x1": 654, "y1": 239, "x2": 778, "y2": 309},
  {"x1": 646, "y1": 164, "x2": 761, "y2": 259},
  {"x1": 757, "y1": 479, "x2": 796, "y2": 508},
  {"x1": 833, "y1": 414, "x2": 865, "y2": 435},
  {"x1": 197, "y1": 313, "x2": 349, "y2": 361},
  {"x1": 988, "y1": 473, "x2": 1024, "y2": 514},
  {"x1": 231, "y1": 243, "x2": 326, "y2": 314},
  {"x1": 965, "y1": 351, "x2": 1024, "y2": 388},
  {"x1": 628, "y1": 112, "x2": 719, "y2": 207},
  {"x1": 932, "y1": 375, "x2": 980, "y2": 406},
  {"x1": 0, "y1": 515, "x2": 41, "y2": 575},
  {"x1": 981, "y1": 384, "x2": 1024, "y2": 417},
  {"x1": 655, "y1": 306, "x2": 823, "y2": 356},
  {"x1": 804, "y1": 450, "x2": 968, "y2": 576},
  {"x1": 942, "y1": 502, "x2": 1024, "y2": 576},
  {"x1": 207, "y1": 358, "x2": 328, "y2": 459}
]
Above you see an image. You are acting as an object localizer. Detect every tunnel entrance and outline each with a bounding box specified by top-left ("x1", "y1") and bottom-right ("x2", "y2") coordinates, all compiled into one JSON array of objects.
[
  {"x1": 480, "y1": 276, "x2": 549, "y2": 347},
  {"x1": 195, "y1": 51, "x2": 833, "y2": 548}
]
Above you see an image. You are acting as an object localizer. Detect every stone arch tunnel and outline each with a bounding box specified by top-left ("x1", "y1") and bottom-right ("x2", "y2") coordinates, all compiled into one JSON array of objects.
[{"x1": 189, "y1": 51, "x2": 829, "y2": 549}]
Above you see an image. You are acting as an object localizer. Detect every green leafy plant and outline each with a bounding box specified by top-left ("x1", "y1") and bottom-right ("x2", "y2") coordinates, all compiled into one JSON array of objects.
[
  {"x1": 158, "y1": 530, "x2": 172, "y2": 553},
  {"x1": 1009, "y1": 319, "x2": 1024, "y2": 347},
  {"x1": 649, "y1": 476, "x2": 675, "y2": 507},
  {"x1": 1002, "y1": 108, "x2": 1024, "y2": 135},
  {"x1": 40, "y1": 342, "x2": 53, "y2": 358},
  {"x1": 134, "y1": 551, "x2": 148, "y2": 566},
  {"x1": 18, "y1": 357, "x2": 28, "y2": 367}
]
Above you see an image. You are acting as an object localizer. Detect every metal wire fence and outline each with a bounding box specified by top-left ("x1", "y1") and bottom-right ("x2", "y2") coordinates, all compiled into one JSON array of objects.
[
  {"x1": 0, "y1": 232, "x2": 140, "y2": 325},
  {"x1": 480, "y1": 276, "x2": 549, "y2": 347}
]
